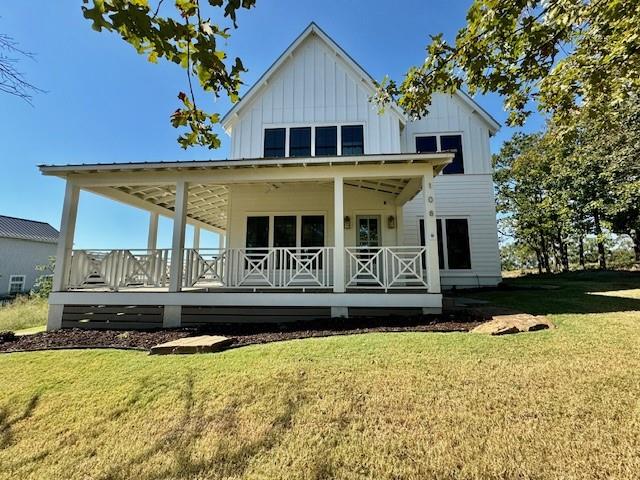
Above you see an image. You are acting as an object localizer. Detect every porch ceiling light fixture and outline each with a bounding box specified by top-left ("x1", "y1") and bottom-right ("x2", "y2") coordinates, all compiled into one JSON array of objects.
[
  {"x1": 344, "y1": 216, "x2": 352, "y2": 229},
  {"x1": 387, "y1": 215, "x2": 396, "y2": 229}
]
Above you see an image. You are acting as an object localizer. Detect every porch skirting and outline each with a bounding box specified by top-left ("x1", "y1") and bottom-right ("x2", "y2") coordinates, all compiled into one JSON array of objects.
[{"x1": 48, "y1": 292, "x2": 442, "y2": 330}]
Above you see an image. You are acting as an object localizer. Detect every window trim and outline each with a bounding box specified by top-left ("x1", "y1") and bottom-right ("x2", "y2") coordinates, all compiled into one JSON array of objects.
[
  {"x1": 8, "y1": 275, "x2": 26, "y2": 294},
  {"x1": 413, "y1": 131, "x2": 465, "y2": 174},
  {"x1": 262, "y1": 122, "x2": 365, "y2": 158},
  {"x1": 419, "y1": 216, "x2": 473, "y2": 271}
]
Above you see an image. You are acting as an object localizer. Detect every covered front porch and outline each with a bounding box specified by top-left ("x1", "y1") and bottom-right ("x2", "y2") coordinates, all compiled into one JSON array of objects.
[{"x1": 42, "y1": 152, "x2": 452, "y2": 330}]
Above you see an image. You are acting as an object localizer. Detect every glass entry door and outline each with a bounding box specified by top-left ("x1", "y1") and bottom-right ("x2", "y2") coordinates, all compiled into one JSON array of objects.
[{"x1": 357, "y1": 216, "x2": 381, "y2": 247}]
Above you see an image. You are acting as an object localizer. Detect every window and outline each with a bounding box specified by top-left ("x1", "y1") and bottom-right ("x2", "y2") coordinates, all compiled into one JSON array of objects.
[
  {"x1": 301, "y1": 216, "x2": 325, "y2": 247},
  {"x1": 419, "y1": 218, "x2": 471, "y2": 270},
  {"x1": 289, "y1": 127, "x2": 311, "y2": 157},
  {"x1": 274, "y1": 216, "x2": 297, "y2": 248},
  {"x1": 246, "y1": 216, "x2": 269, "y2": 249},
  {"x1": 8, "y1": 275, "x2": 26, "y2": 294},
  {"x1": 416, "y1": 136, "x2": 438, "y2": 154},
  {"x1": 264, "y1": 128, "x2": 286, "y2": 158},
  {"x1": 315, "y1": 126, "x2": 337, "y2": 156},
  {"x1": 415, "y1": 134, "x2": 464, "y2": 174},
  {"x1": 341, "y1": 125, "x2": 364, "y2": 155},
  {"x1": 440, "y1": 135, "x2": 464, "y2": 174}
]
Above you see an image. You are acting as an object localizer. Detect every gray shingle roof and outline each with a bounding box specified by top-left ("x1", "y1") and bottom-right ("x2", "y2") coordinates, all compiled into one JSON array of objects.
[{"x1": 0, "y1": 215, "x2": 59, "y2": 243}]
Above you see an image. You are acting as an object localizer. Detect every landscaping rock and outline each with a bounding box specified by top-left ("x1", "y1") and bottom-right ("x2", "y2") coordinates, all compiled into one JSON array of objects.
[
  {"x1": 471, "y1": 313, "x2": 554, "y2": 335},
  {"x1": 150, "y1": 335, "x2": 235, "y2": 355}
]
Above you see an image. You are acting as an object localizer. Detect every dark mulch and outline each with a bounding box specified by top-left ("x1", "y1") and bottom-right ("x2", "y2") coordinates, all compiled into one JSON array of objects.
[{"x1": 0, "y1": 311, "x2": 486, "y2": 354}]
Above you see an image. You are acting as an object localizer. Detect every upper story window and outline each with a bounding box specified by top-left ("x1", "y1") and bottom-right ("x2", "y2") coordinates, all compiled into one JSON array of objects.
[
  {"x1": 416, "y1": 133, "x2": 464, "y2": 174},
  {"x1": 289, "y1": 127, "x2": 312, "y2": 157},
  {"x1": 262, "y1": 124, "x2": 364, "y2": 158},
  {"x1": 315, "y1": 126, "x2": 337, "y2": 156},
  {"x1": 264, "y1": 128, "x2": 286, "y2": 158},
  {"x1": 341, "y1": 125, "x2": 364, "y2": 155}
]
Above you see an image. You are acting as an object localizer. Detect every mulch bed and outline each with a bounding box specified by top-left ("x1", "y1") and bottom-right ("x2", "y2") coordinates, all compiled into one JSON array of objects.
[{"x1": 0, "y1": 311, "x2": 486, "y2": 354}]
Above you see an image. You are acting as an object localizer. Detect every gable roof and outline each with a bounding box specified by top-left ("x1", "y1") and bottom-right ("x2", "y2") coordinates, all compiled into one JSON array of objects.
[
  {"x1": 0, "y1": 215, "x2": 59, "y2": 243},
  {"x1": 221, "y1": 22, "x2": 500, "y2": 136},
  {"x1": 221, "y1": 22, "x2": 407, "y2": 132}
]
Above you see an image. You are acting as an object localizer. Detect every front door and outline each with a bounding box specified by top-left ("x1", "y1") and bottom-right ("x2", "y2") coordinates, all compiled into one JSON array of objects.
[{"x1": 357, "y1": 215, "x2": 381, "y2": 247}]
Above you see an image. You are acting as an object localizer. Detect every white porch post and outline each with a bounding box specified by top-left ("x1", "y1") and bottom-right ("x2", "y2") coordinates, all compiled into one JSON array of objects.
[
  {"x1": 218, "y1": 233, "x2": 226, "y2": 249},
  {"x1": 164, "y1": 180, "x2": 189, "y2": 328},
  {"x1": 147, "y1": 212, "x2": 159, "y2": 250},
  {"x1": 48, "y1": 181, "x2": 80, "y2": 331},
  {"x1": 422, "y1": 170, "x2": 441, "y2": 294},
  {"x1": 332, "y1": 176, "x2": 348, "y2": 317},
  {"x1": 192, "y1": 226, "x2": 201, "y2": 250}
]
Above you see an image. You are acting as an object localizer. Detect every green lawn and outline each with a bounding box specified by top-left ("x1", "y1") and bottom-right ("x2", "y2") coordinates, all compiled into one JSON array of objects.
[{"x1": 1, "y1": 271, "x2": 639, "y2": 479}]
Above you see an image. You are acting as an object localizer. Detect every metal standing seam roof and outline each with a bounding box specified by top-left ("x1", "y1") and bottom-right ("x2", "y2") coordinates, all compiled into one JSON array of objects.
[{"x1": 0, "y1": 215, "x2": 59, "y2": 243}]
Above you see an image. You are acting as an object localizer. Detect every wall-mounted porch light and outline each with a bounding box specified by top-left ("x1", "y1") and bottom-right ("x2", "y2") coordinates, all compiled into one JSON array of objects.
[
  {"x1": 344, "y1": 216, "x2": 352, "y2": 229},
  {"x1": 387, "y1": 215, "x2": 396, "y2": 229}
]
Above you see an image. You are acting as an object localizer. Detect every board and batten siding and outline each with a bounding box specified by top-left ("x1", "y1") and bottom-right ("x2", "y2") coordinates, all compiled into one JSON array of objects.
[{"x1": 228, "y1": 34, "x2": 402, "y2": 159}]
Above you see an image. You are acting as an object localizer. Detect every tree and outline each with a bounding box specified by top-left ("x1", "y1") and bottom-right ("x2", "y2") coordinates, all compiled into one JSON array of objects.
[
  {"x1": 0, "y1": 31, "x2": 43, "y2": 102},
  {"x1": 82, "y1": 0, "x2": 256, "y2": 149},
  {"x1": 376, "y1": 0, "x2": 640, "y2": 127}
]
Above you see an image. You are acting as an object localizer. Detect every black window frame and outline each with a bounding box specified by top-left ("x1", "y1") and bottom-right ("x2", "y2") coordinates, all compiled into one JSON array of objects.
[
  {"x1": 289, "y1": 127, "x2": 312, "y2": 158},
  {"x1": 263, "y1": 128, "x2": 286, "y2": 158},
  {"x1": 341, "y1": 125, "x2": 364, "y2": 155},
  {"x1": 440, "y1": 134, "x2": 464, "y2": 174},
  {"x1": 419, "y1": 217, "x2": 470, "y2": 270},
  {"x1": 315, "y1": 126, "x2": 337, "y2": 157}
]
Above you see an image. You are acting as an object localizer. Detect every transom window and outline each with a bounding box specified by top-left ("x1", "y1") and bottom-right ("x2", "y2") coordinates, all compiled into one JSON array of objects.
[
  {"x1": 419, "y1": 218, "x2": 471, "y2": 270},
  {"x1": 8, "y1": 275, "x2": 26, "y2": 294},
  {"x1": 416, "y1": 134, "x2": 464, "y2": 174},
  {"x1": 262, "y1": 125, "x2": 363, "y2": 158}
]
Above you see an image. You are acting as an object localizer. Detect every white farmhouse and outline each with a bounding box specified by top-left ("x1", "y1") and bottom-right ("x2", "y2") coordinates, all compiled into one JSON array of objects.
[
  {"x1": 0, "y1": 215, "x2": 58, "y2": 297},
  {"x1": 40, "y1": 23, "x2": 501, "y2": 330}
]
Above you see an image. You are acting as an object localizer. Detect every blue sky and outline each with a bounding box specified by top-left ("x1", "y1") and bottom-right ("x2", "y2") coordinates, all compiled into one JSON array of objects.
[{"x1": 1, "y1": 1, "x2": 542, "y2": 249}]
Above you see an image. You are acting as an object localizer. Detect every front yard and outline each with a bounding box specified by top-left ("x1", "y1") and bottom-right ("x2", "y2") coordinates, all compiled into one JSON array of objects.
[{"x1": 1, "y1": 271, "x2": 639, "y2": 479}]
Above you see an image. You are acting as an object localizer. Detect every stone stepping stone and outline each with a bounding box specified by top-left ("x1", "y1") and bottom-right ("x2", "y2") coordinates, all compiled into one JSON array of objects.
[
  {"x1": 150, "y1": 335, "x2": 235, "y2": 355},
  {"x1": 471, "y1": 313, "x2": 554, "y2": 336}
]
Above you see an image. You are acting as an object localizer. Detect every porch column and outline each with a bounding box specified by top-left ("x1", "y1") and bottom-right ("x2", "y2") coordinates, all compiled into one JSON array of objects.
[
  {"x1": 169, "y1": 180, "x2": 189, "y2": 292},
  {"x1": 333, "y1": 176, "x2": 346, "y2": 295},
  {"x1": 147, "y1": 212, "x2": 159, "y2": 250},
  {"x1": 422, "y1": 171, "x2": 441, "y2": 293},
  {"x1": 192, "y1": 226, "x2": 201, "y2": 250},
  {"x1": 218, "y1": 233, "x2": 226, "y2": 249},
  {"x1": 48, "y1": 181, "x2": 80, "y2": 331}
]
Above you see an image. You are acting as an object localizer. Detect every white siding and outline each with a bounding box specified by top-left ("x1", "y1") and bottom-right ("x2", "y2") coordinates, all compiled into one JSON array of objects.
[
  {"x1": 403, "y1": 175, "x2": 501, "y2": 287},
  {"x1": 229, "y1": 35, "x2": 401, "y2": 159},
  {"x1": 0, "y1": 238, "x2": 56, "y2": 294}
]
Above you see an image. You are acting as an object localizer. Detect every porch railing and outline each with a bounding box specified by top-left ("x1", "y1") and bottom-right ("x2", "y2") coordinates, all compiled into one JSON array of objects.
[
  {"x1": 345, "y1": 246, "x2": 429, "y2": 290},
  {"x1": 68, "y1": 249, "x2": 171, "y2": 290},
  {"x1": 183, "y1": 247, "x2": 334, "y2": 289},
  {"x1": 67, "y1": 246, "x2": 429, "y2": 291}
]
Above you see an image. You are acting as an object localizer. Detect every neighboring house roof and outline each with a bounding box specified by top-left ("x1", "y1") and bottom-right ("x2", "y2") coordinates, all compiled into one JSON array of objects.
[
  {"x1": 0, "y1": 215, "x2": 59, "y2": 244},
  {"x1": 221, "y1": 22, "x2": 500, "y2": 136}
]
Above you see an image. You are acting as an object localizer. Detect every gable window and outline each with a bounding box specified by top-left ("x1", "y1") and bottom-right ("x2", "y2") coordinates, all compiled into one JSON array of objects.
[
  {"x1": 315, "y1": 126, "x2": 337, "y2": 156},
  {"x1": 289, "y1": 127, "x2": 312, "y2": 157},
  {"x1": 415, "y1": 134, "x2": 464, "y2": 174},
  {"x1": 264, "y1": 128, "x2": 286, "y2": 158},
  {"x1": 419, "y1": 218, "x2": 471, "y2": 270},
  {"x1": 341, "y1": 125, "x2": 364, "y2": 155},
  {"x1": 8, "y1": 275, "x2": 26, "y2": 294}
]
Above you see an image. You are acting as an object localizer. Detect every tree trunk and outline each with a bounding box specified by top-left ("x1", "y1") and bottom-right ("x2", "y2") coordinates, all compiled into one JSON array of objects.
[
  {"x1": 578, "y1": 235, "x2": 586, "y2": 270},
  {"x1": 633, "y1": 229, "x2": 640, "y2": 267},
  {"x1": 540, "y1": 235, "x2": 551, "y2": 273},
  {"x1": 534, "y1": 248, "x2": 543, "y2": 274},
  {"x1": 593, "y1": 210, "x2": 607, "y2": 269},
  {"x1": 556, "y1": 230, "x2": 569, "y2": 272}
]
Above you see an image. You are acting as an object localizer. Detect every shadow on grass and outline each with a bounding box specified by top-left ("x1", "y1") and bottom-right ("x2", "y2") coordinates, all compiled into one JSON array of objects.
[
  {"x1": 99, "y1": 371, "x2": 307, "y2": 480},
  {"x1": 0, "y1": 393, "x2": 40, "y2": 449},
  {"x1": 470, "y1": 270, "x2": 640, "y2": 316}
]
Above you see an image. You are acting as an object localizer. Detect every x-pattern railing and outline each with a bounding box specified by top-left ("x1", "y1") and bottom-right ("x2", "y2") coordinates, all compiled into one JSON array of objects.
[{"x1": 346, "y1": 246, "x2": 428, "y2": 290}]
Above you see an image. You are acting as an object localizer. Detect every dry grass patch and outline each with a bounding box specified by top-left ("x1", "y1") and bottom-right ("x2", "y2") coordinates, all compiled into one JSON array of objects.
[
  {"x1": 0, "y1": 297, "x2": 47, "y2": 332},
  {"x1": 0, "y1": 271, "x2": 639, "y2": 479}
]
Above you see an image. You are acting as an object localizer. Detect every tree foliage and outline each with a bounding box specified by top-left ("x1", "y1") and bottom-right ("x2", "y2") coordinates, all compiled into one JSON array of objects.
[
  {"x1": 376, "y1": 0, "x2": 640, "y2": 126},
  {"x1": 82, "y1": 0, "x2": 256, "y2": 149}
]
